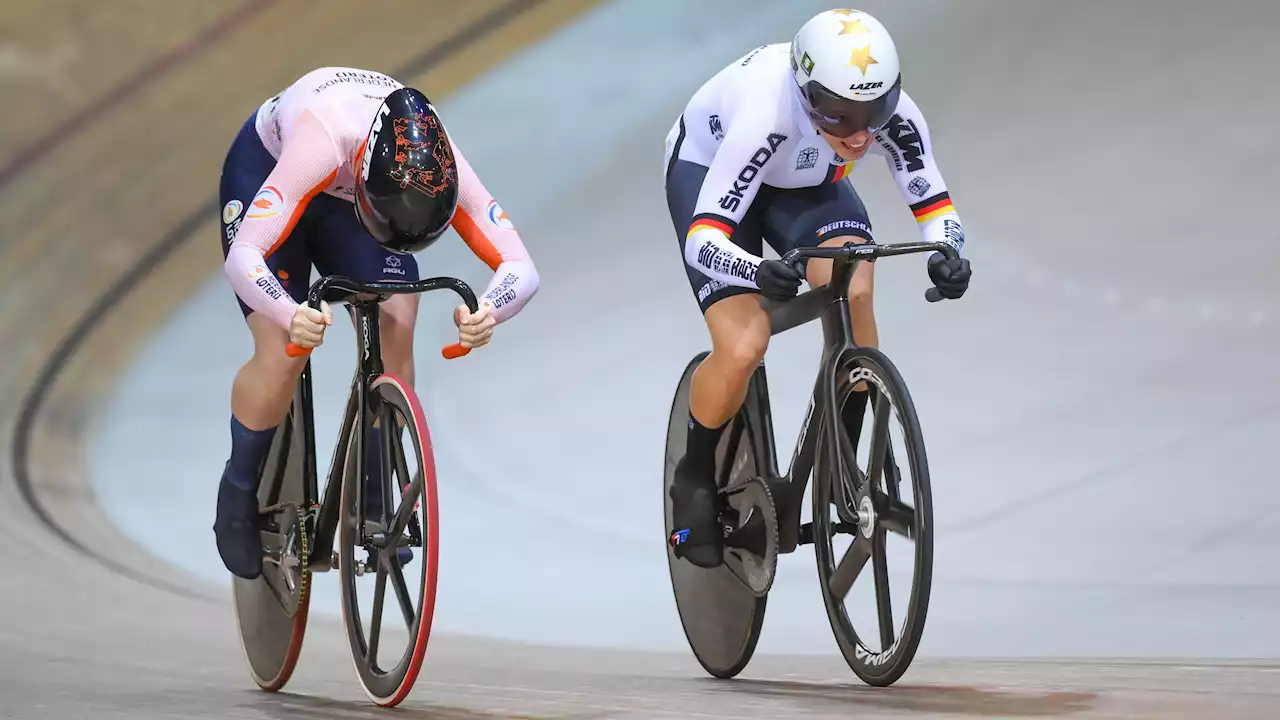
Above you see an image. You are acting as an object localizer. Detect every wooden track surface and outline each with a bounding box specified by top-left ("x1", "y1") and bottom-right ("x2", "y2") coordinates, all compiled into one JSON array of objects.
[{"x1": 0, "y1": 0, "x2": 598, "y2": 602}]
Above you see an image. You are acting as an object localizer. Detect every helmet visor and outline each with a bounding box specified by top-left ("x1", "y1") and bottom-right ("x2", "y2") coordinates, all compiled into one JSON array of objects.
[{"x1": 797, "y1": 76, "x2": 901, "y2": 138}]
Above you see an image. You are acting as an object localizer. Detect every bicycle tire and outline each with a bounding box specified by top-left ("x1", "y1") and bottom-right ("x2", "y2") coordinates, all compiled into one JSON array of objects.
[
  {"x1": 812, "y1": 346, "x2": 934, "y2": 687},
  {"x1": 663, "y1": 352, "x2": 769, "y2": 679},
  {"x1": 231, "y1": 382, "x2": 313, "y2": 692},
  {"x1": 337, "y1": 374, "x2": 440, "y2": 707}
]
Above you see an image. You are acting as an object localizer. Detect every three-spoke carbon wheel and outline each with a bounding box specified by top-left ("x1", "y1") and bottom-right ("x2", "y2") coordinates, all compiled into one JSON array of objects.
[
  {"x1": 812, "y1": 346, "x2": 934, "y2": 687},
  {"x1": 337, "y1": 374, "x2": 440, "y2": 707}
]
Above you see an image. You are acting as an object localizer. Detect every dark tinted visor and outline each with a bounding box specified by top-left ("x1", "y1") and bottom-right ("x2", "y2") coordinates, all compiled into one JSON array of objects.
[{"x1": 797, "y1": 75, "x2": 901, "y2": 138}]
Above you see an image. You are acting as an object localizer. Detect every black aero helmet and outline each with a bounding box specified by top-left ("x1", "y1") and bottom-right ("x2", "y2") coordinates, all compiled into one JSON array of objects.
[{"x1": 354, "y1": 87, "x2": 459, "y2": 254}]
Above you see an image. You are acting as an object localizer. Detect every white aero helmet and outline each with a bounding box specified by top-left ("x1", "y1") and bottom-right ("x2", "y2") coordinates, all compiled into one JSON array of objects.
[{"x1": 790, "y1": 8, "x2": 902, "y2": 136}]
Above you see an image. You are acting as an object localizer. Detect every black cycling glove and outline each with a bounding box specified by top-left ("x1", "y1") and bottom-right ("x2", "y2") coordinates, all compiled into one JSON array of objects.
[
  {"x1": 927, "y1": 252, "x2": 972, "y2": 299},
  {"x1": 756, "y1": 259, "x2": 802, "y2": 300}
]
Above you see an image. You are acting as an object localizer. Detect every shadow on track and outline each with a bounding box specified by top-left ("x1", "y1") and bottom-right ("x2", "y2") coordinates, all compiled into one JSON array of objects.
[{"x1": 699, "y1": 677, "x2": 1096, "y2": 717}]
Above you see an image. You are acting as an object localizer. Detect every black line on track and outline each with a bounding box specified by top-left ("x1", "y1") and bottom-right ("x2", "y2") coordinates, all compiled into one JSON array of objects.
[{"x1": 9, "y1": 0, "x2": 551, "y2": 601}]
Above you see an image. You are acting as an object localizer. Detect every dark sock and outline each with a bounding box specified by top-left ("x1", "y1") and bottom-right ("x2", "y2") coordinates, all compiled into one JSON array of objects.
[
  {"x1": 685, "y1": 411, "x2": 727, "y2": 468},
  {"x1": 364, "y1": 425, "x2": 384, "y2": 507},
  {"x1": 841, "y1": 389, "x2": 870, "y2": 446},
  {"x1": 225, "y1": 415, "x2": 277, "y2": 491}
]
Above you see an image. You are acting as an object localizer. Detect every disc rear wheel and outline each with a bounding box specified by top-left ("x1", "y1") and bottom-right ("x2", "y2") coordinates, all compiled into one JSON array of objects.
[
  {"x1": 664, "y1": 353, "x2": 771, "y2": 679},
  {"x1": 232, "y1": 375, "x2": 313, "y2": 692}
]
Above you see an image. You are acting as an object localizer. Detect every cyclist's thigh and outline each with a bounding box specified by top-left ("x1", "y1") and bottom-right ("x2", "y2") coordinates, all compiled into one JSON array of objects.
[
  {"x1": 760, "y1": 179, "x2": 874, "y2": 286},
  {"x1": 218, "y1": 113, "x2": 312, "y2": 319},
  {"x1": 309, "y1": 193, "x2": 422, "y2": 288},
  {"x1": 666, "y1": 158, "x2": 770, "y2": 315}
]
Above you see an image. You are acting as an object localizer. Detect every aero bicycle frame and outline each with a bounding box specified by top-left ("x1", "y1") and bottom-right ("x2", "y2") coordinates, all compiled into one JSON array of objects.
[
  {"x1": 726, "y1": 240, "x2": 957, "y2": 554},
  {"x1": 261, "y1": 274, "x2": 477, "y2": 572}
]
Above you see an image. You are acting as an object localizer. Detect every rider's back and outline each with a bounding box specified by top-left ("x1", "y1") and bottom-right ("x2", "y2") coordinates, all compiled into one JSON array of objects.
[{"x1": 252, "y1": 67, "x2": 406, "y2": 200}]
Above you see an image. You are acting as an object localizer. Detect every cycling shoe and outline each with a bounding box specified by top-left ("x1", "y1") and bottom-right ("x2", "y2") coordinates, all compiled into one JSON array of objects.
[
  {"x1": 213, "y1": 468, "x2": 263, "y2": 580},
  {"x1": 668, "y1": 455, "x2": 725, "y2": 569}
]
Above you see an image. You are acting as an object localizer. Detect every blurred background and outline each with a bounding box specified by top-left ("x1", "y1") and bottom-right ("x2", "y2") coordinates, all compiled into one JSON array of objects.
[{"x1": 2, "y1": 0, "x2": 1277, "y2": 717}]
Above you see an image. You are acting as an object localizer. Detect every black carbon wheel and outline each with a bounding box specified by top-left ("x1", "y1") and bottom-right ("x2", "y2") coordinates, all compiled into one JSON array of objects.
[
  {"x1": 232, "y1": 380, "x2": 312, "y2": 692},
  {"x1": 663, "y1": 353, "x2": 770, "y2": 679},
  {"x1": 812, "y1": 346, "x2": 934, "y2": 687}
]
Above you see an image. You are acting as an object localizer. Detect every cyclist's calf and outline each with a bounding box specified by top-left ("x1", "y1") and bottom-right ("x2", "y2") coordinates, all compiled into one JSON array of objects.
[{"x1": 690, "y1": 294, "x2": 772, "y2": 429}]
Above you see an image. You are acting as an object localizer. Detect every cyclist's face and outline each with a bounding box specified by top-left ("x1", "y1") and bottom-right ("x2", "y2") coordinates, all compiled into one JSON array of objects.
[{"x1": 819, "y1": 127, "x2": 874, "y2": 162}]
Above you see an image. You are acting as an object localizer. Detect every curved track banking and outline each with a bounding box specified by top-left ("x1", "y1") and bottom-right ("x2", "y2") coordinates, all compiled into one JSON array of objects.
[{"x1": 4, "y1": 0, "x2": 1279, "y2": 718}]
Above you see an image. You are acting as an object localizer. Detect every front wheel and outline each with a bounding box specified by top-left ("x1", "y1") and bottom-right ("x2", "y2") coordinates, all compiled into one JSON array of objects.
[
  {"x1": 812, "y1": 346, "x2": 934, "y2": 687},
  {"x1": 337, "y1": 374, "x2": 440, "y2": 707}
]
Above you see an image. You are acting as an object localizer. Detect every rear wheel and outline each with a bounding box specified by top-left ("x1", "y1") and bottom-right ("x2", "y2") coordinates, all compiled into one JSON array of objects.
[
  {"x1": 812, "y1": 346, "x2": 934, "y2": 687},
  {"x1": 232, "y1": 373, "x2": 313, "y2": 691},
  {"x1": 338, "y1": 374, "x2": 440, "y2": 707},
  {"x1": 664, "y1": 353, "x2": 771, "y2": 679}
]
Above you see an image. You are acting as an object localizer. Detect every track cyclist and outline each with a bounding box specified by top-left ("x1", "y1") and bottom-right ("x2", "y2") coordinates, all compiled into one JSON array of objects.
[
  {"x1": 664, "y1": 10, "x2": 972, "y2": 568},
  {"x1": 214, "y1": 67, "x2": 539, "y2": 579}
]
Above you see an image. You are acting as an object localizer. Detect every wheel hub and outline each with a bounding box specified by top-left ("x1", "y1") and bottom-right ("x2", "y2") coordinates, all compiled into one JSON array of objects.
[{"x1": 858, "y1": 494, "x2": 877, "y2": 539}]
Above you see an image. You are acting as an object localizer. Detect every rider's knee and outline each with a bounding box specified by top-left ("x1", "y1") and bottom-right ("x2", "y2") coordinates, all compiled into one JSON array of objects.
[
  {"x1": 847, "y1": 272, "x2": 873, "y2": 307},
  {"x1": 718, "y1": 321, "x2": 770, "y2": 377},
  {"x1": 247, "y1": 314, "x2": 306, "y2": 379}
]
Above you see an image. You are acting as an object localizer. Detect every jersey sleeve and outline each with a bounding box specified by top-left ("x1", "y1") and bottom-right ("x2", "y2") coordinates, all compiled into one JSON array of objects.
[
  {"x1": 223, "y1": 110, "x2": 341, "y2": 330},
  {"x1": 446, "y1": 137, "x2": 539, "y2": 324},
  {"x1": 870, "y1": 90, "x2": 967, "y2": 255},
  {"x1": 683, "y1": 110, "x2": 793, "y2": 289}
]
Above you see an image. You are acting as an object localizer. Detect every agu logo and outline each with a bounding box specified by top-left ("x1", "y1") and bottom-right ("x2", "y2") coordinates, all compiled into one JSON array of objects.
[
  {"x1": 246, "y1": 186, "x2": 285, "y2": 220},
  {"x1": 486, "y1": 199, "x2": 514, "y2": 230},
  {"x1": 222, "y1": 199, "x2": 244, "y2": 225}
]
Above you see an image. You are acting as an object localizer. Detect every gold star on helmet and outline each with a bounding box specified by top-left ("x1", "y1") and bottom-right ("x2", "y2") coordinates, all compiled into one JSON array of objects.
[
  {"x1": 839, "y1": 17, "x2": 871, "y2": 39},
  {"x1": 847, "y1": 44, "x2": 878, "y2": 75},
  {"x1": 832, "y1": 8, "x2": 857, "y2": 17}
]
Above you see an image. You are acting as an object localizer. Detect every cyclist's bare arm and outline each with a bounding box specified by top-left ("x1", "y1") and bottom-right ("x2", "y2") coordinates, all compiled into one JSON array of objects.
[
  {"x1": 871, "y1": 90, "x2": 966, "y2": 253},
  {"x1": 224, "y1": 110, "x2": 341, "y2": 329},
  {"x1": 447, "y1": 139, "x2": 539, "y2": 323}
]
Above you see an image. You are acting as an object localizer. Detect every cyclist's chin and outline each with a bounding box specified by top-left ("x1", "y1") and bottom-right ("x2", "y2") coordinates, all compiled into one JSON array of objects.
[{"x1": 820, "y1": 130, "x2": 873, "y2": 162}]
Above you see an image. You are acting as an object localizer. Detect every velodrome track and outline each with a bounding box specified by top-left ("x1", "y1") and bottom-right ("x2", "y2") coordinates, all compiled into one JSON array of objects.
[{"x1": 3, "y1": 1, "x2": 1278, "y2": 717}]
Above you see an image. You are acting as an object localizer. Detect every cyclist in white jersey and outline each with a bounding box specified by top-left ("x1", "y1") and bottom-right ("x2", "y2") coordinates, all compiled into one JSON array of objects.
[
  {"x1": 214, "y1": 68, "x2": 540, "y2": 579},
  {"x1": 663, "y1": 9, "x2": 972, "y2": 567}
]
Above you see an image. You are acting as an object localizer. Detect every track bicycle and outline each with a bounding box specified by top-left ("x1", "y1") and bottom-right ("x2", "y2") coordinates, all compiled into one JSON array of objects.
[
  {"x1": 663, "y1": 240, "x2": 959, "y2": 687},
  {"x1": 231, "y1": 273, "x2": 477, "y2": 707}
]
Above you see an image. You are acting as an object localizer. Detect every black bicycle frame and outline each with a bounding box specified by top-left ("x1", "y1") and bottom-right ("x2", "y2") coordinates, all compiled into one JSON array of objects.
[
  {"x1": 272, "y1": 275, "x2": 477, "y2": 570},
  {"x1": 736, "y1": 241, "x2": 956, "y2": 553}
]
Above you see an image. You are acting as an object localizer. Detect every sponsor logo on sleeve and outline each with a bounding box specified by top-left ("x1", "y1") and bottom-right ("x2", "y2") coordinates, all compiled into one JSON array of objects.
[
  {"x1": 708, "y1": 114, "x2": 725, "y2": 142},
  {"x1": 718, "y1": 133, "x2": 788, "y2": 213},
  {"x1": 246, "y1": 186, "x2": 285, "y2": 220},
  {"x1": 483, "y1": 272, "x2": 520, "y2": 309},
  {"x1": 248, "y1": 264, "x2": 285, "y2": 300},
  {"x1": 907, "y1": 177, "x2": 931, "y2": 197},
  {"x1": 942, "y1": 218, "x2": 965, "y2": 252},
  {"x1": 884, "y1": 114, "x2": 925, "y2": 173},
  {"x1": 796, "y1": 146, "x2": 819, "y2": 171},
  {"x1": 486, "y1": 199, "x2": 515, "y2": 230},
  {"x1": 696, "y1": 239, "x2": 757, "y2": 283}
]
